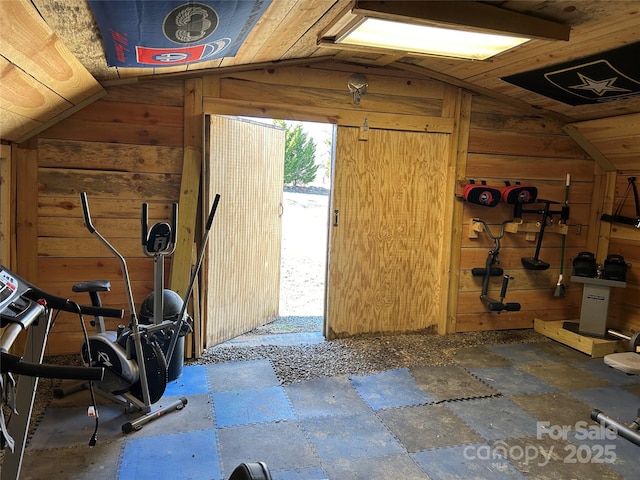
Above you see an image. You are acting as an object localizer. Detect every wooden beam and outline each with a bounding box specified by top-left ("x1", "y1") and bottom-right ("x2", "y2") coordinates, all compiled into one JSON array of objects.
[
  {"x1": 440, "y1": 88, "x2": 471, "y2": 335},
  {"x1": 14, "y1": 138, "x2": 38, "y2": 282},
  {"x1": 0, "y1": 143, "x2": 11, "y2": 266},
  {"x1": 101, "y1": 56, "x2": 337, "y2": 86},
  {"x1": 170, "y1": 79, "x2": 203, "y2": 306},
  {"x1": 389, "y1": 62, "x2": 572, "y2": 125},
  {"x1": 562, "y1": 124, "x2": 617, "y2": 173},
  {"x1": 13, "y1": 90, "x2": 106, "y2": 144}
]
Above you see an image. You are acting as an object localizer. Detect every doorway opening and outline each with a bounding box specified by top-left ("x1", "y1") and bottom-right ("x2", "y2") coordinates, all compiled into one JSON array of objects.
[{"x1": 277, "y1": 120, "x2": 333, "y2": 336}]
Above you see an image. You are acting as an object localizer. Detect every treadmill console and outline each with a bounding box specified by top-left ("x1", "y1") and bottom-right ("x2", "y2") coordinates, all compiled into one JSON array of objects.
[{"x1": 0, "y1": 265, "x2": 44, "y2": 328}]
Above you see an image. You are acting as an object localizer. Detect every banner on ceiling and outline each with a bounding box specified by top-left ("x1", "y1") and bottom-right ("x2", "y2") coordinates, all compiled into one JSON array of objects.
[
  {"x1": 88, "y1": 0, "x2": 272, "y2": 67},
  {"x1": 502, "y1": 42, "x2": 640, "y2": 106}
]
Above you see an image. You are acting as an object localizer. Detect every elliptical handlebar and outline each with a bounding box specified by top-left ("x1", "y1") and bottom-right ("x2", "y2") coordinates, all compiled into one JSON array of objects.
[
  {"x1": 141, "y1": 203, "x2": 149, "y2": 247},
  {"x1": 80, "y1": 192, "x2": 96, "y2": 234},
  {"x1": 24, "y1": 286, "x2": 124, "y2": 318},
  {"x1": 1, "y1": 349, "x2": 104, "y2": 381}
]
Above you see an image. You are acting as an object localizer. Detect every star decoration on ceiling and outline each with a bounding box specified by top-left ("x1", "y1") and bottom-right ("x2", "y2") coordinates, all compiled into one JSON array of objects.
[{"x1": 569, "y1": 72, "x2": 631, "y2": 96}]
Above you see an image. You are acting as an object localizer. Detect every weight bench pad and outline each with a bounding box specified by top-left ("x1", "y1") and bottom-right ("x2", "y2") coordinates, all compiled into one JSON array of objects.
[{"x1": 604, "y1": 352, "x2": 640, "y2": 375}]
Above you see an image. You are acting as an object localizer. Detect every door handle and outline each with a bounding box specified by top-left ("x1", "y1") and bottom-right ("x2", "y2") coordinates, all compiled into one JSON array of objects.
[
  {"x1": 333, "y1": 209, "x2": 339, "y2": 227},
  {"x1": 279, "y1": 203, "x2": 284, "y2": 217}
]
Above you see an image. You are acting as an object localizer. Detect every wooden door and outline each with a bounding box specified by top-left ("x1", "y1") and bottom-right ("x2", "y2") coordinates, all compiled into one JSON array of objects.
[
  {"x1": 204, "y1": 116, "x2": 284, "y2": 346},
  {"x1": 327, "y1": 126, "x2": 451, "y2": 338}
]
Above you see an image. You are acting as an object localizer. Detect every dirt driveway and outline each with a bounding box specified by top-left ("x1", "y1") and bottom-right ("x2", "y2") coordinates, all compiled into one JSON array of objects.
[{"x1": 279, "y1": 188, "x2": 329, "y2": 317}]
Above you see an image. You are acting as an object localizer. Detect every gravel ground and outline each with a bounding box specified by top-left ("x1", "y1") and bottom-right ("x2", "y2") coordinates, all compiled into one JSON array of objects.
[{"x1": 192, "y1": 329, "x2": 545, "y2": 385}]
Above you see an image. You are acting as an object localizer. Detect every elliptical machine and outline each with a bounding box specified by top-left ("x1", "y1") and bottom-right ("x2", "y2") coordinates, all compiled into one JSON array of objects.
[{"x1": 57, "y1": 192, "x2": 220, "y2": 434}]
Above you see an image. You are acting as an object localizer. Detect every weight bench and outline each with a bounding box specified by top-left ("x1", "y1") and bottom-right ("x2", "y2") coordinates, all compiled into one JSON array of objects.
[{"x1": 591, "y1": 352, "x2": 640, "y2": 447}]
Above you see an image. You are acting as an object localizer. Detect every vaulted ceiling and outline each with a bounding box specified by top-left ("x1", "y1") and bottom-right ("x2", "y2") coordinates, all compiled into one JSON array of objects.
[{"x1": 2, "y1": 0, "x2": 639, "y2": 143}]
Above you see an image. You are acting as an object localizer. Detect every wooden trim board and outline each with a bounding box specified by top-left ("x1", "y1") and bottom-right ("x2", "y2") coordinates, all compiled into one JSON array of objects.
[{"x1": 534, "y1": 318, "x2": 620, "y2": 358}]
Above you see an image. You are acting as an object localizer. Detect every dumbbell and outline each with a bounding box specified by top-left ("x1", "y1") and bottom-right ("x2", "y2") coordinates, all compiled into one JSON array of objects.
[{"x1": 607, "y1": 329, "x2": 640, "y2": 352}]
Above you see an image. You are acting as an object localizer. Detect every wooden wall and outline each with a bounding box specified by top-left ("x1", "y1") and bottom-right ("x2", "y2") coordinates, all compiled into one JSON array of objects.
[
  {"x1": 0, "y1": 143, "x2": 12, "y2": 266},
  {"x1": 35, "y1": 80, "x2": 185, "y2": 354},
  {"x1": 457, "y1": 96, "x2": 595, "y2": 332},
  {"x1": 570, "y1": 113, "x2": 640, "y2": 336},
  {"x1": 10, "y1": 60, "x2": 627, "y2": 354}
]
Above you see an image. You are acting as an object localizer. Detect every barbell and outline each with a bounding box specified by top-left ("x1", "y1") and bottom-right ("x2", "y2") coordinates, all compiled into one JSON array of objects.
[{"x1": 607, "y1": 329, "x2": 640, "y2": 352}]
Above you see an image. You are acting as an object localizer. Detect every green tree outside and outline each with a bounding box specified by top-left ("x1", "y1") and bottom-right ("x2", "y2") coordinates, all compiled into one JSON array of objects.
[{"x1": 275, "y1": 120, "x2": 319, "y2": 186}]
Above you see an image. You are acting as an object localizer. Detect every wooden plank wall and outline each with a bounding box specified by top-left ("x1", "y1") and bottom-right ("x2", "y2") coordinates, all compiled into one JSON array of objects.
[
  {"x1": 35, "y1": 80, "x2": 185, "y2": 354},
  {"x1": 457, "y1": 96, "x2": 595, "y2": 332},
  {"x1": 12, "y1": 60, "x2": 616, "y2": 353},
  {"x1": 570, "y1": 113, "x2": 640, "y2": 335},
  {"x1": 0, "y1": 143, "x2": 11, "y2": 266}
]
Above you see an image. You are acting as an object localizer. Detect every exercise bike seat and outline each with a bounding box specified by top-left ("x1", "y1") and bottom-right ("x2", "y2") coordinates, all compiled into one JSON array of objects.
[
  {"x1": 72, "y1": 280, "x2": 111, "y2": 293},
  {"x1": 604, "y1": 352, "x2": 640, "y2": 375}
]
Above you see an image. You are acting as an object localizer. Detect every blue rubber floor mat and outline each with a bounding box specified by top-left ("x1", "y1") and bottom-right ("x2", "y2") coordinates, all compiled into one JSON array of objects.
[
  {"x1": 412, "y1": 443, "x2": 528, "y2": 480},
  {"x1": 350, "y1": 368, "x2": 436, "y2": 410},
  {"x1": 207, "y1": 359, "x2": 280, "y2": 392},
  {"x1": 377, "y1": 404, "x2": 484, "y2": 452},
  {"x1": 468, "y1": 366, "x2": 558, "y2": 396},
  {"x1": 119, "y1": 429, "x2": 221, "y2": 480},
  {"x1": 570, "y1": 386, "x2": 640, "y2": 420},
  {"x1": 164, "y1": 364, "x2": 210, "y2": 396},
  {"x1": 216, "y1": 420, "x2": 320, "y2": 478},
  {"x1": 284, "y1": 375, "x2": 370, "y2": 418},
  {"x1": 486, "y1": 343, "x2": 561, "y2": 365},
  {"x1": 212, "y1": 385, "x2": 295, "y2": 427},
  {"x1": 445, "y1": 397, "x2": 540, "y2": 441},
  {"x1": 302, "y1": 412, "x2": 405, "y2": 462}
]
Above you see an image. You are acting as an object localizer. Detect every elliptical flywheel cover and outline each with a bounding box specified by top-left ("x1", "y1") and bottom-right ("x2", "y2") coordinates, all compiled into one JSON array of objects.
[{"x1": 129, "y1": 336, "x2": 168, "y2": 404}]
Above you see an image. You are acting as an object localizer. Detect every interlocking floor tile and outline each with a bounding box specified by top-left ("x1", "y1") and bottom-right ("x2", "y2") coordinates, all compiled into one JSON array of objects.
[
  {"x1": 451, "y1": 345, "x2": 513, "y2": 368},
  {"x1": 574, "y1": 358, "x2": 640, "y2": 386},
  {"x1": 569, "y1": 386, "x2": 640, "y2": 420},
  {"x1": 566, "y1": 426, "x2": 640, "y2": 479},
  {"x1": 378, "y1": 404, "x2": 484, "y2": 452},
  {"x1": 321, "y1": 454, "x2": 428, "y2": 480},
  {"x1": 500, "y1": 436, "x2": 624, "y2": 480},
  {"x1": 520, "y1": 362, "x2": 611, "y2": 391},
  {"x1": 21, "y1": 443, "x2": 123, "y2": 480},
  {"x1": 216, "y1": 421, "x2": 319, "y2": 478},
  {"x1": 445, "y1": 397, "x2": 540, "y2": 441},
  {"x1": 212, "y1": 385, "x2": 295, "y2": 427},
  {"x1": 269, "y1": 466, "x2": 328, "y2": 480},
  {"x1": 350, "y1": 368, "x2": 436, "y2": 410},
  {"x1": 28, "y1": 404, "x2": 126, "y2": 449},
  {"x1": 119, "y1": 430, "x2": 221, "y2": 480},
  {"x1": 410, "y1": 365, "x2": 497, "y2": 401},
  {"x1": 284, "y1": 375, "x2": 370, "y2": 418},
  {"x1": 412, "y1": 444, "x2": 528, "y2": 479},
  {"x1": 206, "y1": 359, "x2": 279, "y2": 392},
  {"x1": 164, "y1": 364, "x2": 210, "y2": 396},
  {"x1": 487, "y1": 343, "x2": 560, "y2": 364},
  {"x1": 530, "y1": 341, "x2": 592, "y2": 363},
  {"x1": 302, "y1": 413, "x2": 405, "y2": 462},
  {"x1": 510, "y1": 392, "x2": 593, "y2": 429},
  {"x1": 468, "y1": 366, "x2": 557, "y2": 396}
]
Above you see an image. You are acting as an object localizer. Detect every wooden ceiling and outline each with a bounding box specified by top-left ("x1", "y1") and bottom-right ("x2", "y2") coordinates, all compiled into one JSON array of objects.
[{"x1": 2, "y1": 0, "x2": 640, "y2": 143}]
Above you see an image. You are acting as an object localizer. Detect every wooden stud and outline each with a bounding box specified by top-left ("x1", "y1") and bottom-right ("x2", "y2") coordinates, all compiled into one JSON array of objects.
[{"x1": 170, "y1": 79, "x2": 203, "y2": 300}]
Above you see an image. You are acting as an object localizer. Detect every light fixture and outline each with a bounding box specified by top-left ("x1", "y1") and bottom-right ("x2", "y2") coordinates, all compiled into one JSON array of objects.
[{"x1": 319, "y1": 1, "x2": 570, "y2": 61}]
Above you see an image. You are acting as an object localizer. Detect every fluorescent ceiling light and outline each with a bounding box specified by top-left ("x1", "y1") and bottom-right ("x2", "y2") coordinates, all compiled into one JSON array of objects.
[
  {"x1": 337, "y1": 17, "x2": 529, "y2": 60},
  {"x1": 319, "y1": 1, "x2": 570, "y2": 61}
]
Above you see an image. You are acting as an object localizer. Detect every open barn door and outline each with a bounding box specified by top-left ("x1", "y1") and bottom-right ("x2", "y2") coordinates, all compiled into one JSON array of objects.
[
  {"x1": 203, "y1": 116, "x2": 285, "y2": 346},
  {"x1": 326, "y1": 126, "x2": 451, "y2": 338}
]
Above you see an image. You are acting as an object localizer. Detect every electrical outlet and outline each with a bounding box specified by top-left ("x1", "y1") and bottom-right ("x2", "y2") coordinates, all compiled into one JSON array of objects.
[{"x1": 575, "y1": 224, "x2": 583, "y2": 235}]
